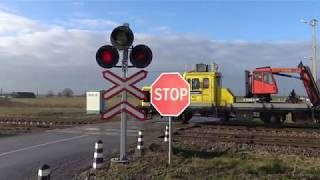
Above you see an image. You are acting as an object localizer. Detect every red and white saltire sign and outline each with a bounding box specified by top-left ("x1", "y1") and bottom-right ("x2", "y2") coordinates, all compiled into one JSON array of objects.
[
  {"x1": 101, "y1": 101, "x2": 145, "y2": 121},
  {"x1": 103, "y1": 70, "x2": 147, "y2": 100}
]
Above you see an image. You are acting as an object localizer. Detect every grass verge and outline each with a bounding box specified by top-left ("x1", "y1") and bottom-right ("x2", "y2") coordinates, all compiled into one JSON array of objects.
[{"x1": 77, "y1": 141, "x2": 320, "y2": 179}]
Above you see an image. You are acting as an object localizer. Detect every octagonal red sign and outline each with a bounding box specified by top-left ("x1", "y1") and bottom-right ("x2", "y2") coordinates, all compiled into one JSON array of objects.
[{"x1": 151, "y1": 72, "x2": 190, "y2": 116}]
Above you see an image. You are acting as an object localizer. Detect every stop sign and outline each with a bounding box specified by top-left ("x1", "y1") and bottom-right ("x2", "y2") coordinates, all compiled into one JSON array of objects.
[{"x1": 151, "y1": 72, "x2": 190, "y2": 116}]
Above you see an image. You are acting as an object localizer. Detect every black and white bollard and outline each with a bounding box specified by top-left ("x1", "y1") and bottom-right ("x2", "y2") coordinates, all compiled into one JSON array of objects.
[
  {"x1": 164, "y1": 125, "x2": 169, "y2": 142},
  {"x1": 136, "y1": 130, "x2": 144, "y2": 156},
  {"x1": 93, "y1": 140, "x2": 103, "y2": 170},
  {"x1": 38, "y1": 164, "x2": 50, "y2": 180}
]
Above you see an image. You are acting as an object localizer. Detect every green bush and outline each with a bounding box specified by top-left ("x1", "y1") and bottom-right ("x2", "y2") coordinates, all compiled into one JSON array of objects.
[{"x1": 258, "y1": 159, "x2": 290, "y2": 174}]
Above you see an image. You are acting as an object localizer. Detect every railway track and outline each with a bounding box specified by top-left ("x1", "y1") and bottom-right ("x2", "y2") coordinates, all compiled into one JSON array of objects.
[
  {"x1": 189, "y1": 119, "x2": 320, "y2": 129},
  {"x1": 175, "y1": 124, "x2": 320, "y2": 148}
]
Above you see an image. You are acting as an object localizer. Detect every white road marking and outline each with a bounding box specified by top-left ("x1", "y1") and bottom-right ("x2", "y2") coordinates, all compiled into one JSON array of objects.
[
  {"x1": 0, "y1": 134, "x2": 89, "y2": 157},
  {"x1": 84, "y1": 127, "x2": 100, "y2": 131},
  {"x1": 52, "y1": 128, "x2": 139, "y2": 134},
  {"x1": 52, "y1": 130, "x2": 138, "y2": 136}
]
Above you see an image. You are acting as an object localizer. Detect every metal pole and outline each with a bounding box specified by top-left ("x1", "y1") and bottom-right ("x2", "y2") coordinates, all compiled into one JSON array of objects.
[
  {"x1": 311, "y1": 19, "x2": 318, "y2": 81},
  {"x1": 119, "y1": 48, "x2": 128, "y2": 161},
  {"x1": 168, "y1": 116, "x2": 172, "y2": 165}
]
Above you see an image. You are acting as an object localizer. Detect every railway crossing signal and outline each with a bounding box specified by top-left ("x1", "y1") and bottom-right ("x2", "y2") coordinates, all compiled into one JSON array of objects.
[
  {"x1": 95, "y1": 23, "x2": 152, "y2": 163},
  {"x1": 103, "y1": 70, "x2": 147, "y2": 100},
  {"x1": 111, "y1": 25, "x2": 134, "y2": 50},
  {"x1": 102, "y1": 101, "x2": 145, "y2": 120},
  {"x1": 130, "y1": 45, "x2": 153, "y2": 68},
  {"x1": 96, "y1": 25, "x2": 152, "y2": 69},
  {"x1": 151, "y1": 72, "x2": 190, "y2": 165},
  {"x1": 102, "y1": 70, "x2": 147, "y2": 121},
  {"x1": 96, "y1": 45, "x2": 119, "y2": 69}
]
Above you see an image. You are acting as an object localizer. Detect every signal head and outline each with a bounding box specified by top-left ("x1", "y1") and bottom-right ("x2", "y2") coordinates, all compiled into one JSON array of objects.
[
  {"x1": 111, "y1": 25, "x2": 134, "y2": 50},
  {"x1": 130, "y1": 44, "x2": 153, "y2": 68},
  {"x1": 96, "y1": 45, "x2": 119, "y2": 68}
]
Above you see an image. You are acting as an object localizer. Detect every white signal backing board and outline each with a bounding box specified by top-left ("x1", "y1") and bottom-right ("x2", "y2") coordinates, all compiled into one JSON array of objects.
[{"x1": 86, "y1": 91, "x2": 105, "y2": 114}]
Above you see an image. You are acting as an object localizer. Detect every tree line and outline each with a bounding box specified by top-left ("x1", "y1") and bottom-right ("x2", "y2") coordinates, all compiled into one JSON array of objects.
[{"x1": 46, "y1": 88, "x2": 74, "y2": 97}]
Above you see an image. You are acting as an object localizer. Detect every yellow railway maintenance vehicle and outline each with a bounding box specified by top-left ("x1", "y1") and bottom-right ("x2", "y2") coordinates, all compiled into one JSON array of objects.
[{"x1": 139, "y1": 63, "x2": 320, "y2": 124}]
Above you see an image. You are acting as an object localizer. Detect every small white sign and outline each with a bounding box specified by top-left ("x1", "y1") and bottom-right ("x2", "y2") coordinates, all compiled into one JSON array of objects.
[{"x1": 86, "y1": 91, "x2": 105, "y2": 114}]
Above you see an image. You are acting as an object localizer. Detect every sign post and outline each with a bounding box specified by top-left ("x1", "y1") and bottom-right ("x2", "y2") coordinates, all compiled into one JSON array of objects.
[
  {"x1": 120, "y1": 48, "x2": 128, "y2": 161},
  {"x1": 168, "y1": 116, "x2": 172, "y2": 164},
  {"x1": 150, "y1": 73, "x2": 190, "y2": 165}
]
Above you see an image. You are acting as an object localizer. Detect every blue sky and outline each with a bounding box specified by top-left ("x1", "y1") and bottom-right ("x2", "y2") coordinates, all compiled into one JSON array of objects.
[
  {"x1": 0, "y1": 1, "x2": 318, "y2": 95},
  {"x1": 1, "y1": 1, "x2": 319, "y2": 41}
]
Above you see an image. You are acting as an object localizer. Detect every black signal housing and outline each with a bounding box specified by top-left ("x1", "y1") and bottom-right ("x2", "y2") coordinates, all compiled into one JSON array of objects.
[
  {"x1": 130, "y1": 44, "x2": 153, "y2": 68},
  {"x1": 96, "y1": 45, "x2": 119, "y2": 68},
  {"x1": 110, "y1": 25, "x2": 134, "y2": 50}
]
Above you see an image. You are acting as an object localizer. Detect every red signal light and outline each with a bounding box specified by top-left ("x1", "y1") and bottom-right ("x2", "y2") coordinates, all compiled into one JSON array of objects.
[
  {"x1": 96, "y1": 45, "x2": 119, "y2": 68},
  {"x1": 130, "y1": 44, "x2": 152, "y2": 68},
  {"x1": 101, "y1": 51, "x2": 112, "y2": 64}
]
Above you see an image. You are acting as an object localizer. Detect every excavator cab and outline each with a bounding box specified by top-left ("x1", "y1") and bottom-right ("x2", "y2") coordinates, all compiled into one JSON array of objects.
[
  {"x1": 251, "y1": 67, "x2": 278, "y2": 95},
  {"x1": 246, "y1": 62, "x2": 320, "y2": 106}
]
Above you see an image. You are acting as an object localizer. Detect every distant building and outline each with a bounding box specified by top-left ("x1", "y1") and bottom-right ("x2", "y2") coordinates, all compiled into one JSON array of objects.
[{"x1": 12, "y1": 92, "x2": 36, "y2": 98}]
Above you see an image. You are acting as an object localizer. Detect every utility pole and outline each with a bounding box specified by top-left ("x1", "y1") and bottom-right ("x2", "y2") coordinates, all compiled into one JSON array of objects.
[
  {"x1": 311, "y1": 19, "x2": 318, "y2": 81},
  {"x1": 302, "y1": 19, "x2": 318, "y2": 81}
]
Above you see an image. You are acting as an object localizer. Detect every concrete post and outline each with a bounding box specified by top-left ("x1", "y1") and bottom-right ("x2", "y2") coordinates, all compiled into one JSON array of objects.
[
  {"x1": 136, "y1": 130, "x2": 144, "y2": 156},
  {"x1": 38, "y1": 164, "x2": 50, "y2": 180},
  {"x1": 92, "y1": 140, "x2": 103, "y2": 169}
]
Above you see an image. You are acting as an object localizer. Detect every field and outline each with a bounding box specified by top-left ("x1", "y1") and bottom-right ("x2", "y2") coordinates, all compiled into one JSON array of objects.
[
  {"x1": 0, "y1": 96, "x2": 139, "y2": 134},
  {"x1": 0, "y1": 97, "x2": 97, "y2": 122}
]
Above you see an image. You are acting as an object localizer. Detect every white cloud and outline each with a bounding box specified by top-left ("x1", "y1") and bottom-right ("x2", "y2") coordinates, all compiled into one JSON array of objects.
[
  {"x1": 69, "y1": 18, "x2": 119, "y2": 27},
  {"x1": 0, "y1": 11, "x2": 312, "y2": 96},
  {"x1": 151, "y1": 26, "x2": 171, "y2": 34},
  {"x1": 0, "y1": 11, "x2": 47, "y2": 35}
]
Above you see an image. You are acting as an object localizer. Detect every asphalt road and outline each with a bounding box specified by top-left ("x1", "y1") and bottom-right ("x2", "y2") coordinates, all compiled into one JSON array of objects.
[{"x1": 0, "y1": 120, "x2": 147, "y2": 180}]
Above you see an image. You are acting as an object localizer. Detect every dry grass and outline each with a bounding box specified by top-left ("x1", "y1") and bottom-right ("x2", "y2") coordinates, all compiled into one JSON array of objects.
[
  {"x1": 0, "y1": 96, "x2": 140, "y2": 122},
  {"x1": 0, "y1": 97, "x2": 87, "y2": 121},
  {"x1": 12, "y1": 97, "x2": 85, "y2": 107}
]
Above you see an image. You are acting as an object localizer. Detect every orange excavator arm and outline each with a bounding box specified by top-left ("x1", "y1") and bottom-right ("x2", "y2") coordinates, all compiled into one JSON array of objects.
[
  {"x1": 272, "y1": 62, "x2": 320, "y2": 106},
  {"x1": 297, "y1": 63, "x2": 320, "y2": 106},
  {"x1": 270, "y1": 68, "x2": 301, "y2": 74}
]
